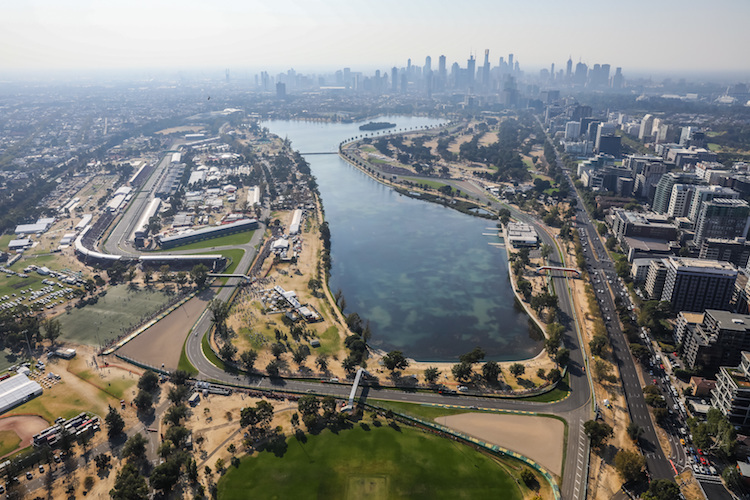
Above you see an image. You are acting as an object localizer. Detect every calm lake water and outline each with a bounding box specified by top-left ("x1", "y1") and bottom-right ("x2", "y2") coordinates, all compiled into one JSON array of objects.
[{"x1": 263, "y1": 117, "x2": 542, "y2": 361}]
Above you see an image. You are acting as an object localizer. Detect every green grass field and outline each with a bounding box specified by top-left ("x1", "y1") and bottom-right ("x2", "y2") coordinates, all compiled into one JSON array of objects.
[
  {"x1": 520, "y1": 373, "x2": 571, "y2": 403},
  {"x1": 401, "y1": 177, "x2": 449, "y2": 190},
  {"x1": 56, "y1": 284, "x2": 176, "y2": 346},
  {"x1": 0, "y1": 430, "x2": 21, "y2": 457},
  {"x1": 219, "y1": 425, "x2": 525, "y2": 500},
  {"x1": 153, "y1": 230, "x2": 255, "y2": 252},
  {"x1": 371, "y1": 401, "x2": 470, "y2": 421}
]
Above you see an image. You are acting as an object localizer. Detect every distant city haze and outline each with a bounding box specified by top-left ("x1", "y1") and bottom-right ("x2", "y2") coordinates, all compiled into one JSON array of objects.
[{"x1": 2, "y1": 0, "x2": 750, "y2": 78}]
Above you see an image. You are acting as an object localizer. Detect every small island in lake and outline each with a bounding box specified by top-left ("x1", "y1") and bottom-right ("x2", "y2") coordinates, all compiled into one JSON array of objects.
[{"x1": 359, "y1": 121, "x2": 396, "y2": 131}]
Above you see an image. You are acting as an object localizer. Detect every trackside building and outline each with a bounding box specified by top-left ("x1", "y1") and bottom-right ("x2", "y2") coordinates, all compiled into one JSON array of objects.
[
  {"x1": 157, "y1": 219, "x2": 258, "y2": 249},
  {"x1": 0, "y1": 374, "x2": 43, "y2": 415}
]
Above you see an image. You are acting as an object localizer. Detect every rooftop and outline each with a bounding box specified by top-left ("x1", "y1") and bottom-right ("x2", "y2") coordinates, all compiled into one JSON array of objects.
[{"x1": 668, "y1": 256, "x2": 737, "y2": 272}]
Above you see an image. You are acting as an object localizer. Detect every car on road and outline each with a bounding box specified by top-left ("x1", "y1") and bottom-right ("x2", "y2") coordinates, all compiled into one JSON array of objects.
[
  {"x1": 0, "y1": 485, "x2": 4, "y2": 493},
  {"x1": 25, "y1": 472, "x2": 32, "y2": 480},
  {"x1": 39, "y1": 464, "x2": 44, "y2": 473}
]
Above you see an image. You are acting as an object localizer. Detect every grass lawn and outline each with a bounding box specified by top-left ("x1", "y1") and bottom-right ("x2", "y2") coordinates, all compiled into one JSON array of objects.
[
  {"x1": 371, "y1": 400, "x2": 471, "y2": 421},
  {"x1": 67, "y1": 366, "x2": 135, "y2": 400},
  {"x1": 315, "y1": 325, "x2": 340, "y2": 356},
  {"x1": 6, "y1": 384, "x2": 94, "y2": 422},
  {"x1": 0, "y1": 234, "x2": 13, "y2": 252},
  {"x1": 520, "y1": 373, "x2": 571, "y2": 403},
  {"x1": 0, "y1": 430, "x2": 21, "y2": 457},
  {"x1": 153, "y1": 230, "x2": 255, "y2": 252},
  {"x1": 57, "y1": 284, "x2": 176, "y2": 346},
  {"x1": 219, "y1": 425, "x2": 526, "y2": 500},
  {"x1": 401, "y1": 177, "x2": 448, "y2": 190},
  {"x1": 202, "y1": 332, "x2": 226, "y2": 371}
]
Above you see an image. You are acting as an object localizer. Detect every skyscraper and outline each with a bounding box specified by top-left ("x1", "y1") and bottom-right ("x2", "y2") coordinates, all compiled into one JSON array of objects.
[
  {"x1": 424, "y1": 56, "x2": 432, "y2": 74},
  {"x1": 482, "y1": 49, "x2": 490, "y2": 88},
  {"x1": 391, "y1": 67, "x2": 398, "y2": 93},
  {"x1": 695, "y1": 199, "x2": 750, "y2": 244},
  {"x1": 438, "y1": 55, "x2": 447, "y2": 91},
  {"x1": 467, "y1": 55, "x2": 476, "y2": 87},
  {"x1": 652, "y1": 172, "x2": 703, "y2": 214},
  {"x1": 566, "y1": 57, "x2": 573, "y2": 79}
]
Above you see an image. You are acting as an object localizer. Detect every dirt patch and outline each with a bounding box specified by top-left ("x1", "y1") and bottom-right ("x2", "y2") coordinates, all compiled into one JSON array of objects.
[
  {"x1": 435, "y1": 413, "x2": 564, "y2": 476},
  {"x1": 118, "y1": 288, "x2": 215, "y2": 370},
  {"x1": 0, "y1": 415, "x2": 48, "y2": 457}
]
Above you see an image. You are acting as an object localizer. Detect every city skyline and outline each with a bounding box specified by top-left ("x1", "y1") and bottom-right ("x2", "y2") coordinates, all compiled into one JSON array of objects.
[{"x1": 2, "y1": 0, "x2": 750, "y2": 79}]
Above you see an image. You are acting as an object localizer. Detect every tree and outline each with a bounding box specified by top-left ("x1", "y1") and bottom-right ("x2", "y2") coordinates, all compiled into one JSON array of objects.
[
  {"x1": 315, "y1": 354, "x2": 329, "y2": 372},
  {"x1": 167, "y1": 385, "x2": 189, "y2": 404},
  {"x1": 164, "y1": 425, "x2": 190, "y2": 446},
  {"x1": 642, "y1": 479, "x2": 681, "y2": 500},
  {"x1": 517, "y1": 279, "x2": 532, "y2": 300},
  {"x1": 509, "y1": 363, "x2": 525, "y2": 378},
  {"x1": 190, "y1": 264, "x2": 209, "y2": 289},
  {"x1": 163, "y1": 404, "x2": 188, "y2": 426},
  {"x1": 122, "y1": 433, "x2": 148, "y2": 462},
  {"x1": 556, "y1": 348, "x2": 570, "y2": 367},
  {"x1": 451, "y1": 362, "x2": 473, "y2": 382},
  {"x1": 629, "y1": 343, "x2": 650, "y2": 364},
  {"x1": 84, "y1": 475, "x2": 95, "y2": 491},
  {"x1": 459, "y1": 347, "x2": 486, "y2": 365},
  {"x1": 584, "y1": 420, "x2": 613, "y2": 450},
  {"x1": 159, "y1": 265, "x2": 171, "y2": 283},
  {"x1": 297, "y1": 395, "x2": 320, "y2": 416},
  {"x1": 545, "y1": 322, "x2": 564, "y2": 357},
  {"x1": 241, "y1": 400, "x2": 274, "y2": 433},
  {"x1": 653, "y1": 408, "x2": 669, "y2": 426},
  {"x1": 589, "y1": 335, "x2": 609, "y2": 357},
  {"x1": 134, "y1": 390, "x2": 153, "y2": 413},
  {"x1": 481, "y1": 361, "x2": 501, "y2": 384},
  {"x1": 149, "y1": 459, "x2": 182, "y2": 493},
  {"x1": 110, "y1": 462, "x2": 148, "y2": 500},
  {"x1": 266, "y1": 359, "x2": 281, "y2": 377},
  {"x1": 137, "y1": 370, "x2": 159, "y2": 392},
  {"x1": 94, "y1": 453, "x2": 111, "y2": 472},
  {"x1": 723, "y1": 466, "x2": 743, "y2": 494},
  {"x1": 626, "y1": 422, "x2": 644, "y2": 442},
  {"x1": 271, "y1": 342, "x2": 286, "y2": 359},
  {"x1": 382, "y1": 350, "x2": 409, "y2": 372},
  {"x1": 614, "y1": 449, "x2": 645, "y2": 482},
  {"x1": 105, "y1": 405, "x2": 125, "y2": 439},
  {"x1": 520, "y1": 468, "x2": 538, "y2": 489},
  {"x1": 540, "y1": 244, "x2": 552, "y2": 259},
  {"x1": 547, "y1": 368, "x2": 561, "y2": 383},
  {"x1": 171, "y1": 369, "x2": 189, "y2": 386},
  {"x1": 424, "y1": 367, "x2": 440, "y2": 384},
  {"x1": 209, "y1": 299, "x2": 232, "y2": 339},
  {"x1": 219, "y1": 342, "x2": 237, "y2": 362},
  {"x1": 42, "y1": 318, "x2": 61, "y2": 346},
  {"x1": 240, "y1": 349, "x2": 258, "y2": 372}
]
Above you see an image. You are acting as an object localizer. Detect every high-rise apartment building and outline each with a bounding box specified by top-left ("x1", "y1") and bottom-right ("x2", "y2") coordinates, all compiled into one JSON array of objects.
[
  {"x1": 667, "y1": 184, "x2": 695, "y2": 218},
  {"x1": 712, "y1": 351, "x2": 750, "y2": 427},
  {"x1": 694, "y1": 198, "x2": 750, "y2": 244},
  {"x1": 652, "y1": 172, "x2": 703, "y2": 214},
  {"x1": 688, "y1": 186, "x2": 739, "y2": 222},
  {"x1": 660, "y1": 257, "x2": 737, "y2": 312}
]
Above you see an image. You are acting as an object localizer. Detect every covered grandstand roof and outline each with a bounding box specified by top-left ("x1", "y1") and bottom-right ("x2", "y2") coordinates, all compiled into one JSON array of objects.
[{"x1": 0, "y1": 374, "x2": 43, "y2": 415}]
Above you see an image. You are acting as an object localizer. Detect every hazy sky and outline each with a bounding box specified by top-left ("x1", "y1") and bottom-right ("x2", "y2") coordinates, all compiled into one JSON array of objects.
[{"x1": 2, "y1": 0, "x2": 749, "y2": 76}]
